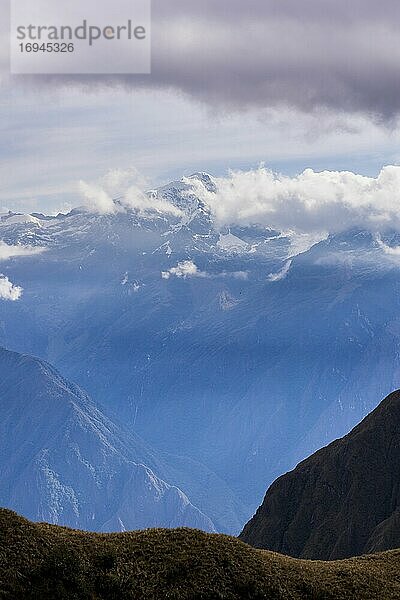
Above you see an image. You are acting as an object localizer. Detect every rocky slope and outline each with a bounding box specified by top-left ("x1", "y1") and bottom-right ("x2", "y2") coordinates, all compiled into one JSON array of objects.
[
  {"x1": 0, "y1": 347, "x2": 214, "y2": 532},
  {"x1": 240, "y1": 390, "x2": 400, "y2": 559}
]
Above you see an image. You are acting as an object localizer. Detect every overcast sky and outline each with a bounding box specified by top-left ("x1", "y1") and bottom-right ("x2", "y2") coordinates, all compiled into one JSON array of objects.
[{"x1": 2, "y1": 0, "x2": 400, "y2": 213}]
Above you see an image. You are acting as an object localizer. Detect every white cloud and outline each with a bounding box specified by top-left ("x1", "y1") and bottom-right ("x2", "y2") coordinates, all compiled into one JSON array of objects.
[
  {"x1": 0, "y1": 276, "x2": 22, "y2": 301},
  {"x1": 162, "y1": 260, "x2": 206, "y2": 279},
  {"x1": 0, "y1": 242, "x2": 45, "y2": 261},
  {"x1": 162, "y1": 260, "x2": 248, "y2": 280},
  {"x1": 0, "y1": 243, "x2": 44, "y2": 301},
  {"x1": 187, "y1": 165, "x2": 400, "y2": 235},
  {"x1": 78, "y1": 180, "x2": 119, "y2": 215},
  {"x1": 79, "y1": 169, "x2": 182, "y2": 217},
  {"x1": 267, "y1": 260, "x2": 292, "y2": 282}
]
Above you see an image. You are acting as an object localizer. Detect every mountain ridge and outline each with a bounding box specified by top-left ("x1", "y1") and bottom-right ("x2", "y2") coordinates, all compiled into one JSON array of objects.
[
  {"x1": 240, "y1": 390, "x2": 400, "y2": 559},
  {"x1": 0, "y1": 346, "x2": 216, "y2": 533}
]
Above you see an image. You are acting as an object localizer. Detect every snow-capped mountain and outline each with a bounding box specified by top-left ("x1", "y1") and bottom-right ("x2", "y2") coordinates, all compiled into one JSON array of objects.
[{"x1": 2, "y1": 172, "x2": 400, "y2": 529}]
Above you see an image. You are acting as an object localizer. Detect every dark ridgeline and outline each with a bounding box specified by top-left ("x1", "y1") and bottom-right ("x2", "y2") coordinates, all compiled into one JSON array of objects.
[{"x1": 240, "y1": 390, "x2": 400, "y2": 560}]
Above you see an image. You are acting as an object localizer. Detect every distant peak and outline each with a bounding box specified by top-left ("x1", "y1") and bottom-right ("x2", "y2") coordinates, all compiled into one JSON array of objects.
[
  {"x1": 187, "y1": 172, "x2": 213, "y2": 180},
  {"x1": 186, "y1": 172, "x2": 217, "y2": 193}
]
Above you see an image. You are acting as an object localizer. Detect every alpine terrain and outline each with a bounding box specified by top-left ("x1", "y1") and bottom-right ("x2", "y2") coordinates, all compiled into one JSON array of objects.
[{"x1": 2, "y1": 172, "x2": 400, "y2": 531}]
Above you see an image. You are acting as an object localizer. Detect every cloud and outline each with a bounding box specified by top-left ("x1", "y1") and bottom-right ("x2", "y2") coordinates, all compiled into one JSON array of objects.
[
  {"x1": 162, "y1": 260, "x2": 248, "y2": 280},
  {"x1": 267, "y1": 260, "x2": 292, "y2": 282},
  {"x1": 79, "y1": 169, "x2": 182, "y2": 217},
  {"x1": 79, "y1": 180, "x2": 117, "y2": 215},
  {"x1": 162, "y1": 260, "x2": 206, "y2": 280},
  {"x1": 153, "y1": 2, "x2": 400, "y2": 118},
  {"x1": 187, "y1": 165, "x2": 400, "y2": 235},
  {"x1": 0, "y1": 242, "x2": 46, "y2": 261},
  {"x1": 0, "y1": 276, "x2": 22, "y2": 301},
  {"x1": 0, "y1": 243, "x2": 44, "y2": 301},
  {"x1": 5, "y1": 0, "x2": 400, "y2": 119}
]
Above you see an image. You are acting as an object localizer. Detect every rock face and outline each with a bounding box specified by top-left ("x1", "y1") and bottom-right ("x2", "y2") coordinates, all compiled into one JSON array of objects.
[
  {"x1": 0, "y1": 347, "x2": 215, "y2": 532},
  {"x1": 240, "y1": 390, "x2": 400, "y2": 559}
]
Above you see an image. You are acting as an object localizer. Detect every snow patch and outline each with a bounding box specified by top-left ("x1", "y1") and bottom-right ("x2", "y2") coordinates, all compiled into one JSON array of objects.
[
  {"x1": 0, "y1": 241, "x2": 45, "y2": 261},
  {"x1": 376, "y1": 236, "x2": 400, "y2": 257},
  {"x1": 267, "y1": 260, "x2": 292, "y2": 282},
  {"x1": 217, "y1": 232, "x2": 248, "y2": 253},
  {"x1": 1, "y1": 214, "x2": 42, "y2": 226}
]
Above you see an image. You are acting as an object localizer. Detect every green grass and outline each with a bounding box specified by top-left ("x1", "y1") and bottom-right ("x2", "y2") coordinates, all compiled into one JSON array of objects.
[{"x1": 0, "y1": 508, "x2": 400, "y2": 599}]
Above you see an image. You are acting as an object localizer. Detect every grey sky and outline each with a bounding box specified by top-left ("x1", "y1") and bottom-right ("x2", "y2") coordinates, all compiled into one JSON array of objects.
[
  {"x1": 4, "y1": 0, "x2": 400, "y2": 117},
  {"x1": 2, "y1": 0, "x2": 400, "y2": 213}
]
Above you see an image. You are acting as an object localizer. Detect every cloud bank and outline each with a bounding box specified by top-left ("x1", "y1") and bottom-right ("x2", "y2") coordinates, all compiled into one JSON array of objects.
[
  {"x1": 187, "y1": 165, "x2": 400, "y2": 235},
  {"x1": 5, "y1": 0, "x2": 400, "y2": 119},
  {"x1": 0, "y1": 276, "x2": 22, "y2": 301},
  {"x1": 0, "y1": 242, "x2": 45, "y2": 261}
]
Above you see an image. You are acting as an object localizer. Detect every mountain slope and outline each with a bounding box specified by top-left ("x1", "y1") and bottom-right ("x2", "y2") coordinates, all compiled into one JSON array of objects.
[
  {"x1": 3, "y1": 176, "x2": 400, "y2": 530},
  {"x1": 240, "y1": 390, "x2": 400, "y2": 559},
  {"x1": 1, "y1": 509, "x2": 400, "y2": 600},
  {"x1": 0, "y1": 347, "x2": 214, "y2": 532}
]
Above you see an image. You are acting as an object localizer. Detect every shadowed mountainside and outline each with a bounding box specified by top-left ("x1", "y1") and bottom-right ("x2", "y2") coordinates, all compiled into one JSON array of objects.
[{"x1": 240, "y1": 390, "x2": 400, "y2": 560}]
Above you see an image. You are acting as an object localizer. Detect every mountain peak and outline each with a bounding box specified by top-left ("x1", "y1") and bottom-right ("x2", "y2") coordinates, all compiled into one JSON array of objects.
[
  {"x1": 240, "y1": 390, "x2": 400, "y2": 559},
  {"x1": 186, "y1": 171, "x2": 217, "y2": 192},
  {"x1": 0, "y1": 346, "x2": 215, "y2": 533}
]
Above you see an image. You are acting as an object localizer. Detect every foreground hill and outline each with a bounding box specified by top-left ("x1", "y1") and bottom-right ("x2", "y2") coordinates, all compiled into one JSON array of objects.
[
  {"x1": 240, "y1": 390, "x2": 400, "y2": 560},
  {"x1": 0, "y1": 509, "x2": 400, "y2": 600}
]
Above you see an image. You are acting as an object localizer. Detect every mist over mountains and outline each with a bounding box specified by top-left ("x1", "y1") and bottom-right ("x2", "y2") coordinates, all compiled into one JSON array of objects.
[{"x1": 2, "y1": 171, "x2": 400, "y2": 532}]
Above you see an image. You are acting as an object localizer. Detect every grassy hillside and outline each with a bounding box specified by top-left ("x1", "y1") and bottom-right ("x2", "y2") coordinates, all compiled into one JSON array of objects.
[{"x1": 0, "y1": 509, "x2": 400, "y2": 600}]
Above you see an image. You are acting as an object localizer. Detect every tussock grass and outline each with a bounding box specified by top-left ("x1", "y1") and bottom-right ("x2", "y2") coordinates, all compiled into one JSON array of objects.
[{"x1": 0, "y1": 508, "x2": 399, "y2": 599}]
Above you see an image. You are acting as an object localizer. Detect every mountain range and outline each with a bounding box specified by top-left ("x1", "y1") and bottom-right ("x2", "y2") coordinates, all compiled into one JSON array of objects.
[{"x1": 2, "y1": 172, "x2": 400, "y2": 532}]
